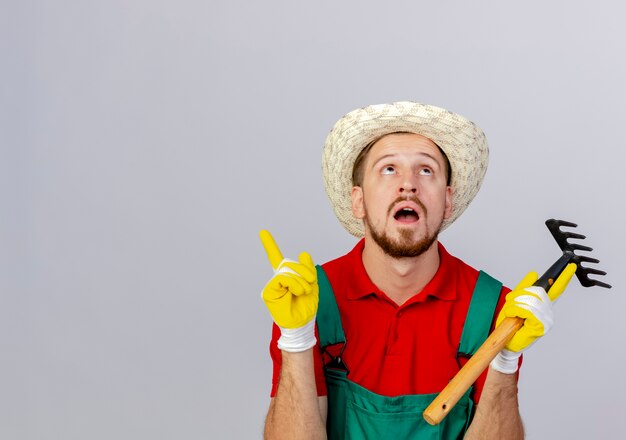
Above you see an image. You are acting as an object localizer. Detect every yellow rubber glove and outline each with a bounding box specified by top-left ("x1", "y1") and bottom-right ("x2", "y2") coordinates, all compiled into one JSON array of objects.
[
  {"x1": 490, "y1": 263, "x2": 577, "y2": 374},
  {"x1": 260, "y1": 230, "x2": 319, "y2": 352}
]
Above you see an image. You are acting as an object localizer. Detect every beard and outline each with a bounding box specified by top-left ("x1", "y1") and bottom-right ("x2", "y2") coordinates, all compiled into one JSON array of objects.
[{"x1": 364, "y1": 197, "x2": 443, "y2": 259}]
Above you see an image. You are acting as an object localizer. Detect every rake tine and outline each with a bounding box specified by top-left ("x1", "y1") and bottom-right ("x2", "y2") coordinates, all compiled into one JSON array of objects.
[
  {"x1": 569, "y1": 243, "x2": 594, "y2": 252},
  {"x1": 582, "y1": 268, "x2": 607, "y2": 276},
  {"x1": 583, "y1": 278, "x2": 612, "y2": 289},
  {"x1": 563, "y1": 232, "x2": 586, "y2": 240},
  {"x1": 551, "y1": 219, "x2": 578, "y2": 228},
  {"x1": 576, "y1": 255, "x2": 600, "y2": 264}
]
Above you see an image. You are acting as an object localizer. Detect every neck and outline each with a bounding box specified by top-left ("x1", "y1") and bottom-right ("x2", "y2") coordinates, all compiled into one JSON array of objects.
[{"x1": 361, "y1": 237, "x2": 441, "y2": 306}]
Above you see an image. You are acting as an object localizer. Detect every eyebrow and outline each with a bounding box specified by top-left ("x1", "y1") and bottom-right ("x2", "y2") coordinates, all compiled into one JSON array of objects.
[{"x1": 370, "y1": 152, "x2": 441, "y2": 169}]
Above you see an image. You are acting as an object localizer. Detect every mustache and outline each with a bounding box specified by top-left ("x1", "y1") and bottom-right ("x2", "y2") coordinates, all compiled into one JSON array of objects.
[{"x1": 387, "y1": 196, "x2": 427, "y2": 216}]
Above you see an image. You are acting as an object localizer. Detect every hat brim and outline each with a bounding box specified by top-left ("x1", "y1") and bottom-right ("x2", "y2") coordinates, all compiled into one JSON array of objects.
[{"x1": 322, "y1": 101, "x2": 489, "y2": 237}]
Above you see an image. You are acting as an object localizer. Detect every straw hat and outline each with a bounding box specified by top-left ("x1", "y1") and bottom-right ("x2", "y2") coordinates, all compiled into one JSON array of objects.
[{"x1": 322, "y1": 101, "x2": 489, "y2": 237}]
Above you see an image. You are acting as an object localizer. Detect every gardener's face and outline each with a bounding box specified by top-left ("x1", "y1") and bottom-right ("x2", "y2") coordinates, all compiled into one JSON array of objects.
[{"x1": 351, "y1": 133, "x2": 452, "y2": 258}]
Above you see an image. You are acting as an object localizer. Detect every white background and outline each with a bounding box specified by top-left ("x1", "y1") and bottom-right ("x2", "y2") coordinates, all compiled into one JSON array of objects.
[{"x1": 3, "y1": 1, "x2": 625, "y2": 438}]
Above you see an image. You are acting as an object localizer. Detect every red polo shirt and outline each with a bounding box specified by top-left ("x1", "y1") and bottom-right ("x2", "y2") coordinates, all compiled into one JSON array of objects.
[{"x1": 270, "y1": 240, "x2": 511, "y2": 403}]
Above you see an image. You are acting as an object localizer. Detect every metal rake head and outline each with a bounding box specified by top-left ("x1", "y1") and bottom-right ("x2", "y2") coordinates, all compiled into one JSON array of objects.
[{"x1": 545, "y1": 219, "x2": 612, "y2": 289}]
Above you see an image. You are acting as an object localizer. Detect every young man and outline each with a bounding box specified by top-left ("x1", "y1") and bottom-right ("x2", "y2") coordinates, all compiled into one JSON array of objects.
[{"x1": 260, "y1": 102, "x2": 575, "y2": 439}]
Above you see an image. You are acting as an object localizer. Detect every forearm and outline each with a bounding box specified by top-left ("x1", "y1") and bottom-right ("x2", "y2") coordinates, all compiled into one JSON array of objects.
[
  {"x1": 464, "y1": 367, "x2": 524, "y2": 440},
  {"x1": 264, "y1": 349, "x2": 327, "y2": 440}
]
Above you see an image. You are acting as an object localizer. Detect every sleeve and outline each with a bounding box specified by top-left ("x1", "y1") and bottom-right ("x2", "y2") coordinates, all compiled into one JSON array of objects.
[
  {"x1": 471, "y1": 284, "x2": 523, "y2": 403},
  {"x1": 269, "y1": 323, "x2": 328, "y2": 397}
]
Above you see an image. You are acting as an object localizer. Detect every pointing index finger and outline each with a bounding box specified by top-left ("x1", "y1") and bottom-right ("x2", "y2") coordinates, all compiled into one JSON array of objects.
[{"x1": 259, "y1": 230, "x2": 284, "y2": 270}]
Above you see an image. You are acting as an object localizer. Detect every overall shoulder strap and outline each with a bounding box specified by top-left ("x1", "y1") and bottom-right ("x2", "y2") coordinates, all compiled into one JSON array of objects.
[
  {"x1": 315, "y1": 265, "x2": 346, "y2": 348},
  {"x1": 458, "y1": 270, "x2": 503, "y2": 357}
]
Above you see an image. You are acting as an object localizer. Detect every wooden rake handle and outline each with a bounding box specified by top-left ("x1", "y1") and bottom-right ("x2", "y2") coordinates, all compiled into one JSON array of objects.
[{"x1": 423, "y1": 316, "x2": 523, "y2": 425}]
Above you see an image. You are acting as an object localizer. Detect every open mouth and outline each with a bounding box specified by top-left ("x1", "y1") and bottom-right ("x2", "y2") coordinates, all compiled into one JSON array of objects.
[{"x1": 393, "y1": 207, "x2": 420, "y2": 223}]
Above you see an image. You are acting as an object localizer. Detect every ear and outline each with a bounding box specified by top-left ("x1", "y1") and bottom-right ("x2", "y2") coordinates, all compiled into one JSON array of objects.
[
  {"x1": 351, "y1": 186, "x2": 365, "y2": 219},
  {"x1": 443, "y1": 185, "x2": 453, "y2": 219}
]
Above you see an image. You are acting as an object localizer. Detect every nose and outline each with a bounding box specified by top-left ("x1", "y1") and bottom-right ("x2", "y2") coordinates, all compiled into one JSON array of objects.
[{"x1": 399, "y1": 179, "x2": 418, "y2": 194}]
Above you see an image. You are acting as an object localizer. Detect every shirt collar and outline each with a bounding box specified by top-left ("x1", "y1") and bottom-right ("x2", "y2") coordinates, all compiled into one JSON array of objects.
[{"x1": 344, "y1": 240, "x2": 459, "y2": 302}]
